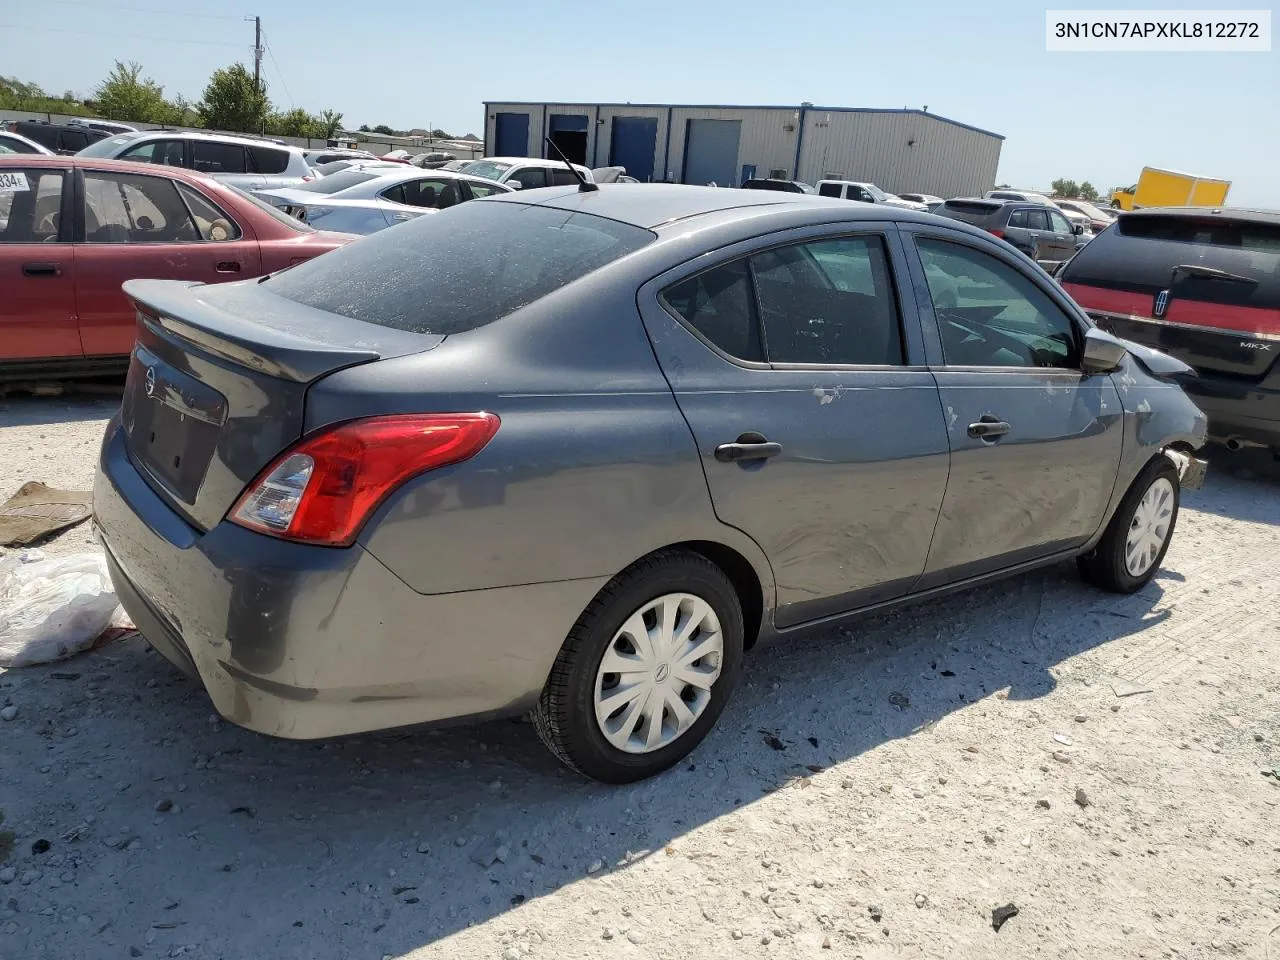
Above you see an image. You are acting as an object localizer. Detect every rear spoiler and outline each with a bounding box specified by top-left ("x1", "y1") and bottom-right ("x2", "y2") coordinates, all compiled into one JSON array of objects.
[{"x1": 124, "y1": 278, "x2": 389, "y2": 383}]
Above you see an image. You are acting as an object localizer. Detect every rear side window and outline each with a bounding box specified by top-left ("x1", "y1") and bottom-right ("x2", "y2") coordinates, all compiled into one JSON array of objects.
[
  {"x1": 175, "y1": 182, "x2": 241, "y2": 241},
  {"x1": 248, "y1": 145, "x2": 290, "y2": 175},
  {"x1": 192, "y1": 141, "x2": 247, "y2": 174},
  {"x1": 1062, "y1": 214, "x2": 1280, "y2": 309},
  {"x1": 264, "y1": 202, "x2": 654, "y2": 334},
  {"x1": 663, "y1": 260, "x2": 763, "y2": 362},
  {"x1": 818, "y1": 183, "x2": 842, "y2": 198}
]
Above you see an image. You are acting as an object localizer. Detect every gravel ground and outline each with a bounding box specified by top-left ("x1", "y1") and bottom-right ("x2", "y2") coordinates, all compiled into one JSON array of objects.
[{"x1": 0, "y1": 395, "x2": 1278, "y2": 960}]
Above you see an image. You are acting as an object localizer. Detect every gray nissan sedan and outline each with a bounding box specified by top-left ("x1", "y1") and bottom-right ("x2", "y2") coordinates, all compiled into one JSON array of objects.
[{"x1": 94, "y1": 184, "x2": 1208, "y2": 783}]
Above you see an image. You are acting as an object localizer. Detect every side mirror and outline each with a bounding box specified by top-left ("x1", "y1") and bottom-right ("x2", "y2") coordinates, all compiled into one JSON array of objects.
[
  {"x1": 505, "y1": 180, "x2": 522, "y2": 190},
  {"x1": 1081, "y1": 327, "x2": 1128, "y2": 375},
  {"x1": 1073, "y1": 223, "x2": 1085, "y2": 235}
]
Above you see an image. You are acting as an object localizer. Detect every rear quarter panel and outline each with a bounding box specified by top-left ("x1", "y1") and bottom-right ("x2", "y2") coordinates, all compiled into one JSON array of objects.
[{"x1": 304, "y1": 273, "x2": 776, "y2": 601}]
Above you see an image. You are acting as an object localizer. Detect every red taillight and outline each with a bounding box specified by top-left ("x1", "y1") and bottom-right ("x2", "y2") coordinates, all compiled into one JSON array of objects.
[
  {"x1": 229, "y1": 413, "x2": 500, "y2": 546},
  {"x1": 988, "y1": 228, "x2": 1005, "y2": 239}
]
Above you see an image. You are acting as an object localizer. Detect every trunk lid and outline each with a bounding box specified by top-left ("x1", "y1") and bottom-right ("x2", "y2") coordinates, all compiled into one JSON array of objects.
[
  {"x1": 121, "y1": 278, "x2": 441, "y2": 531},
  {"x1": 1060, "y1": 212, "x2": 1280, "y2": 381}
]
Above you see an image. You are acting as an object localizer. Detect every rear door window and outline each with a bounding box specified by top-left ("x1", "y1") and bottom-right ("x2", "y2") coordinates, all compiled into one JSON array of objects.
[
  {"x1": 751, "y1": 236, "x2": 904, "y2": 365},
  {"x1": 1007, "y1": 209, "x2": 1030, "y2": 228},
  {"x1": 1024, "y1": 209, "x2": 1050, "y2": 231},
  {"x1": 263, "y1": 201, "x2": 654, "y2": 334},
  {"x1": 818, "y1": 182, "x2": 842, "y2": 198},
  {"x1": 247, "y1": 145, "x2": 290, "y2": 174},
  {"x1": 549, "y1": 169, "x2": 581, "y2": 187},
  {"x1": 192, "y1": 141, "x2": 247, "y2": 174}
]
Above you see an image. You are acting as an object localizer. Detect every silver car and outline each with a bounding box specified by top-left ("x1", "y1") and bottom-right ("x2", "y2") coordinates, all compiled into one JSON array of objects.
[
  {"x1": 256, "y1": 167, "x2": 514, "y2": 234},
  {"x1": 77, "y1": 130, "x2": 314, "y2": 193},
  {"x1": 95, "y1": 185, "x2": 1207, "y2": 783}
]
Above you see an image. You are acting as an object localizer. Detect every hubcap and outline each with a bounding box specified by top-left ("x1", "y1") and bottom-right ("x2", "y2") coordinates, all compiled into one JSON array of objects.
[
  {"x1": 1124, "y1": 477, "x2": 1175, "y2": 577},
  {"x1": 593, "y1": 592, "x2": 724, "y2": 754}
]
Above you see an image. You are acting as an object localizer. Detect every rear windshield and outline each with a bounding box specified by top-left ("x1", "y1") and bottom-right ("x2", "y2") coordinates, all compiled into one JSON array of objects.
[
  {"x1": 459, "y1": 160, "x2": 512, "y2": 181},
  {"x1": 294, "y1": 169, "x2": 380, "y2": 194},
  {"x1": 225, "y1": 184, "x2": 315, "y2": 233},
  {"x1": 76, "y1": 132, "x2": 143, "y2": 157},
  {"x1": 264, "y1": 201, "x2": 654, "y2": 335},
  {"x1": 940, "y1": 200, "x2": 999, "y2": 222},
  {"x1": 1062, "y1": 214, "x2": 1280, "y2": 307}
]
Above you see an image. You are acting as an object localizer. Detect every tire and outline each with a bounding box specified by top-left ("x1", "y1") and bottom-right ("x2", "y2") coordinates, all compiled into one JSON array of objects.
[
  {"x1": 533, "y1": 549, "x2": 744, "y2": 783},
  {"x1": 1078, "y1": 456, "x2": 1180, "y2": 593}
]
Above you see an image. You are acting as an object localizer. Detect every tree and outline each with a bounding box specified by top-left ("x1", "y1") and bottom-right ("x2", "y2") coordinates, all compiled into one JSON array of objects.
[
  {"x1": 94, "y1": 61, "x2": 172, "y2": 123},
  {"x1": 0, "y1": 75, "x2": 90, "y2": 116},
  {"x1": 268, "y1": 107, "x2": 320, "y2": 138},
  {"x1": 319, "y1": 109, "x2": 343, "y2": 139},
  {"x1": 371, "y1": 123, "x2": 398, "y2": 136},
  {"x1": 198, "y1": 63, "x2": 269, "y2": 133},
  {"x1": 430, "y1": 128, "x2": 449, "y2": 139},
  {"x1": 1079, "y1": 181, "x2": 1099, "y2": 202}
]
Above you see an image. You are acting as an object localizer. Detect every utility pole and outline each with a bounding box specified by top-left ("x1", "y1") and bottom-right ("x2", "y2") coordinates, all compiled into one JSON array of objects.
[{"x1": 252, "y1": 16, "x2": 263, "y2": 96}]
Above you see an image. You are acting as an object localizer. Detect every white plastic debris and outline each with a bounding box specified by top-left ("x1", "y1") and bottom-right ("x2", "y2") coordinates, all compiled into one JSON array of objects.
[{"x1": 0, "y1": 552, "x2": 132, "y2": 667}]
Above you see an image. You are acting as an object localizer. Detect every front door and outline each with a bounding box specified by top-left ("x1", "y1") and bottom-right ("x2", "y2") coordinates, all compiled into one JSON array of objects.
[
  {"x1": 639, "y1": 226, "x2": 950, "y2": 627},
  {"x1": 1044, "y1": 207, "x2": 1078, "y2": 261},
  {"x1": 903, "y1": 228, "x2": 1124, "y2": 587},
  {"x1": 75, "y1": 168, "x2": 261, "y2": 357},
  {"x1": 0, "y1": 166, "x2": 80, "y2": 361}
]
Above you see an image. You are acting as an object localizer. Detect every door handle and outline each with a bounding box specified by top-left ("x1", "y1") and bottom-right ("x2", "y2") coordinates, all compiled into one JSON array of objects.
[
  {"x1": 967, "y1": 415, "x2": 1011, "y2": 440},
  {"x1": 22, "y1": 262, "x2": 60, "y2": 277},
  {"x1": 715, "y1": 435, "x2": 783, "y2": 463},
  {"x1": 215, "y1": 260, "x2": 242, "y2": 274}
]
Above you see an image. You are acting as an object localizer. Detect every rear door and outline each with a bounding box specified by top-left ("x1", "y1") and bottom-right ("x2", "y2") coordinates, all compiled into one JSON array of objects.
[
  {"x1": 638, "y1": 224, "x2": 950, "y2": 627},
  {"x1": 1060, "y1": 214, "x2": 1280, "y2": 382},
  {"x1": 0, "y1": 166, "x2": 80, "y2": 360},
  {"x1": 74, "y1": 168, "x2": 261, "y2": 357},
  {"x1": 902, "y1": 226, "x2": 1124, "y2": 585}
]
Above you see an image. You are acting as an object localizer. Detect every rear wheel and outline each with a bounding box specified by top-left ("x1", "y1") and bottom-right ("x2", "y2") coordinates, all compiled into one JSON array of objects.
[
  {"x1": 533, "y1": 550, "x2": 744, "y2": 783},
  {"x1": 1078, "y1": 457, "x2": 1180, "y2": 593}
]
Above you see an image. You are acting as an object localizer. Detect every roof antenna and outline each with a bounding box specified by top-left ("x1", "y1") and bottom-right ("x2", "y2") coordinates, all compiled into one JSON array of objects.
[{"x1": 544, "y1": 136, "x2": 597, "y2": 192}]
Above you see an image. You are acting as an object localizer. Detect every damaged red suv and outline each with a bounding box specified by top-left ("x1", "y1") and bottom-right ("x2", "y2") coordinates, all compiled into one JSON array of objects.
[
  {"x1": 0, "y1": 155, "x2": 352, "y2": 380},
  {"x1": 1061, "y1": 207, "x2": 1280, "y2": 455}
]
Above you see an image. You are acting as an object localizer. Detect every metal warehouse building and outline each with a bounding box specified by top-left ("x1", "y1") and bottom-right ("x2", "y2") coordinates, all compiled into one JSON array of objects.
[{"x1": 483, "y1": 102, "x2": 1004, "y2": 198}]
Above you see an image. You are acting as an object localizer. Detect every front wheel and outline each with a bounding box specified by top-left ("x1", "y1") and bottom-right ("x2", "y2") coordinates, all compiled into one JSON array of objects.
[
  {"x1": 1078, "y1": 457, "x2": 1180, "y2": 593},
  {"x1": 533, "y1": 550, "x2": 744, "y2": 783}
]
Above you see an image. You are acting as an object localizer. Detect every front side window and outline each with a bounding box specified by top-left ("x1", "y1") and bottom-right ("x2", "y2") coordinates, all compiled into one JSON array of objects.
[
  {"x1": 0, "y1": 169, "x2": 65, "y2": 243},
  {"x1": 83, "y1": 172, "x2": 198, "y2": 243},
  {"x1": 466, "y1": 180, "x2": 507, "y2": 199},
  {"x1": 395, "y1": 178, "x2": 461, "y2": 209},
  {"x1": 191, "y1": 141, "x2": 247, "y2": 174},
  {"x1": 121, "y1": 139, "x2": 185, "y2": 166},
  {"x1": 459, "y1": 160, "x2": 512, "y2": 181},
  {"x1": 917, "y1": 237, "x2": 1080, "y2": 369},
  {"x1": 175, "y1": 182, "x2": 241, "y2": 241},
  {"x1": 510, "y1": 167, "x2": 548, "y2": 190},
  {"x1": 1049, "y1": 210, "x2": 1073, "y2": 234}
]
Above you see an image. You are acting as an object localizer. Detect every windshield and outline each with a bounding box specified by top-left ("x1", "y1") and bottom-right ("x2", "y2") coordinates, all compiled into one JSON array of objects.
[
  {"x1": 77, "y1": 132, "x2": 144, "y2": 157},
  {"x1": 225, "y1": 184, "x2": 315, "y2": 233},
  {"x1": 293, "y1": 169, "x2": 381, "y2": 194},
  {"x1": 863, "y1": 184, "x2": 889, "y2": 202},
  {"x1": 264, "y1": 201, "x2": 654, "y2": 335},
  {"x1": 459, "y1": 160, "x2": 513, "y2": 181}
]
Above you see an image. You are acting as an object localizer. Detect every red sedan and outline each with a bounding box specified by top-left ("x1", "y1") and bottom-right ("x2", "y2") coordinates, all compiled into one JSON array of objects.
[{"x1": 0, "y1": 155, "x2": 353, "y2": 378}]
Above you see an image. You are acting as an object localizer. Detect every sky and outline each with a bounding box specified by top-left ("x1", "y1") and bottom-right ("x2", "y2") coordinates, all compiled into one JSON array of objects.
[{"x1": 3, "y1": 0, "x2": 1277, "y2": 205}]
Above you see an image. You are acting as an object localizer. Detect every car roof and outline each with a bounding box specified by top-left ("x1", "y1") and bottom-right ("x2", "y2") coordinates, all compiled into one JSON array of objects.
[
  {"x1": 475, "y1": 156, "x2": 590, "y2": 169},
  {"x1": 107, "y1": 129, "x2": 303, "y2": 153},
  {"x1": 486, "y1": 183, "x2": 949, "y2": 231},
  {"x1": 0, "y1": 152, "x2": 226, "y2": 186},
  {"x1": 1121, "y1": 206, "x2": 1280, "y2": 225}
]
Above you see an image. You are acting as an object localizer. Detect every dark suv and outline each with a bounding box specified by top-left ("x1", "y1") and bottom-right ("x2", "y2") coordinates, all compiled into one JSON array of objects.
[
  {"x1": 4, "y1": 120, "x2": 109, "y2": 155},
  {"x1": 1061, "y1": 208, "x2": 1280, "y2": 453},
  {"x1": 934, "y1": 198, "x2": 1081, "y2": 264}
]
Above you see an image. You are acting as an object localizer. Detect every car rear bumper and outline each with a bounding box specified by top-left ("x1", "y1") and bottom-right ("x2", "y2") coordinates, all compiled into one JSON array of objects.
[
  {"x1": 94, "y1": 416, "x2": 607, "y2": 739},
  {"x1": 1179, "y1": 376, "x2": 1280, "y2": 448}
]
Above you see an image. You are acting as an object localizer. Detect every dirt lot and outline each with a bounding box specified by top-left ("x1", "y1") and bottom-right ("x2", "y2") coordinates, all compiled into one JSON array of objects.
[{"x1": 0, "y1": 395, "x2": 1278, "y2": 960}]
